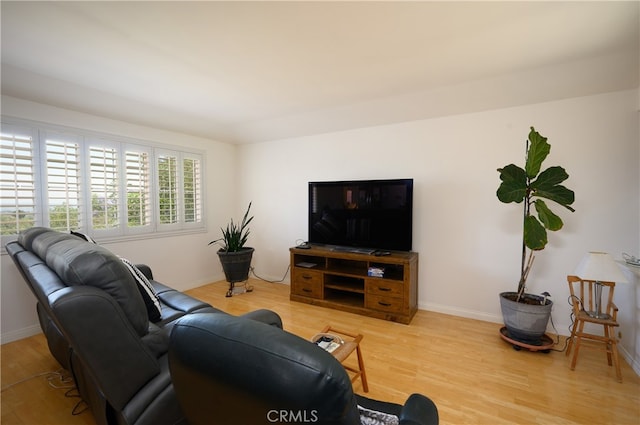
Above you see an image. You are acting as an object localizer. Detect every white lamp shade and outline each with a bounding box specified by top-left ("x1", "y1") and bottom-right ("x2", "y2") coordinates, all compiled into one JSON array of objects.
[{"x1": 574, "y1": 252, "x2": 628, "y2": 283}]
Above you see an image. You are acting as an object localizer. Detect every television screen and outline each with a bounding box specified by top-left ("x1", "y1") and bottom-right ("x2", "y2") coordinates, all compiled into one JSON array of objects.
[{"x1": 308, "y1": 179, "x2": 413, "y2": 252}]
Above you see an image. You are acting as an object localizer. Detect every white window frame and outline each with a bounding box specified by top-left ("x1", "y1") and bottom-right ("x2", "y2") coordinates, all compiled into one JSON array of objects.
[{"x1": 0, "y1": 117, "x2": 206, "y2": 247}]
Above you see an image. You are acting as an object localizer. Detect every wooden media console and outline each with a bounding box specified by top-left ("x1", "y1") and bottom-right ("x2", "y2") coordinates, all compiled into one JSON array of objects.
[{"x1": 290, "y1": 246, "x2": 418, "y2": 324}]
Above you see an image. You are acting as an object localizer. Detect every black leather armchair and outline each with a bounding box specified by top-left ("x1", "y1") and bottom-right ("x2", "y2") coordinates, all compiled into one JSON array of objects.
[{"x1": 169, "y1": 313, "x2": 439, "y2": 425}]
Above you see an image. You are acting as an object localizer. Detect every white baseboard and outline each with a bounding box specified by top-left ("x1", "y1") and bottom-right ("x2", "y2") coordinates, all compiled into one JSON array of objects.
[
  {"x1": 420, "y1": 301, "x2": 503, "y2": 324},
  {"x1": 1, "y1": 324, "x2": 41, "y2": 345},
  {"x1": 619, "y1": 344, "x2": 640, "y2": 376},
  {"x1": 421, "y1": 301, "x2": 575, "y2": 337}
]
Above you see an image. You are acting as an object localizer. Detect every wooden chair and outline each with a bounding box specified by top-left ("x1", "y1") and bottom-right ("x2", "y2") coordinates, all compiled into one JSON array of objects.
[{"x1": 566, "y1": 275, "x2": 622, "y2": 382}]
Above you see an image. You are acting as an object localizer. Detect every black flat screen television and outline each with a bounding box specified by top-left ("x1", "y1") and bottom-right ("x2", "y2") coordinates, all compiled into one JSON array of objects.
[{"x1": 308, "y1": 178, "x2": 413, "y2": 252}]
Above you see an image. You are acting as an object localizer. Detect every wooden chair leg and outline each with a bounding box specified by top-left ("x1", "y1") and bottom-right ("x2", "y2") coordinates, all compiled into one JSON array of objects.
[
  {"x1": 570, "y1": 321, "x2": 585, "y2": 371},
  {"x1": 355, "y1": 343, "x2": 368, "y2": 392},
  {"x1": 566, "y1": 320, "x2": 578, "y2": 357},
  {"x1": 603, "y1": 326, "x2": 613, "y2": 366},
  {"x1": 608, "y1": 326, "x2": 623, "y2": 383}
]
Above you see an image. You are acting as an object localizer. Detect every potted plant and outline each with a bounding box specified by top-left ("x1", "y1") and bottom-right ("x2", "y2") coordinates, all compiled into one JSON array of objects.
[
  {"x1": 209, "y1": 202, "x2": 254, "y2": 297},
  {"x1": 496, "y1": 127, "x2": 575, "y2": 345}
]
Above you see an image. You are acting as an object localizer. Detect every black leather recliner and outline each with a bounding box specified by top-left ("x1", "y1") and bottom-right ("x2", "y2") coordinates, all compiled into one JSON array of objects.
[
  {"x1": 169, "y1": 313, "x2": 439, "y2": 425},
  {"x1": 6, "y1": 227, "x2": 282, "y2": 425}
]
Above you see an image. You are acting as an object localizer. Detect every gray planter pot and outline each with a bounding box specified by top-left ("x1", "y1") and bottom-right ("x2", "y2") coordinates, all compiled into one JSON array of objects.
[
  {"x1": 499, "y1": 292, "x2": 552, "y2": 346},
  {"x1": 217, "y1": 248, "x2": 254, "y2": 283}
]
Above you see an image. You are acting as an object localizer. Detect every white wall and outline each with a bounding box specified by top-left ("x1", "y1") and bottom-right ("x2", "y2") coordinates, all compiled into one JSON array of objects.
[
  {"x1": 0, "y1": 96, "x2": 236, "y2": 342},
  {"x1": 239, "y1": 89, "x2": 640, "y2": 371}
]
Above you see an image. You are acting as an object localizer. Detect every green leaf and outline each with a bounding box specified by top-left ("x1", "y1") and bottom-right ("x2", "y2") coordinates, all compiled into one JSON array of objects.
[
  {"x1": 497, "y1": 164, "x2": 527, "y2": 203},
  {"x1": 530, "y1": 165, "x2": 575, "y2": 211},
  {"x1": 531, "y1": 166, "x2": 569, "y2": 189},
  {"x1": 525, "y1": 127, "x2": 550, "y2": 179},
  {"x1": 209, "y1": 202, "x2": 254, "y2": 251},
  {"x1": 534, "y1": 199, "x2": 563, "y2": 231},
  {"x1": 534, "y1": 185, "x2": 575, "y2": 211},
  {"x1": 524, "y1": 215, "x2": 547, "y2": 250}
]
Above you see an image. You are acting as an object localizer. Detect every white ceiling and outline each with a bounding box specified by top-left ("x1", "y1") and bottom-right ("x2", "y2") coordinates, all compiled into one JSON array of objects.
[{"x1": 2, "y1": 1, "x2": 639, "y2": 144}]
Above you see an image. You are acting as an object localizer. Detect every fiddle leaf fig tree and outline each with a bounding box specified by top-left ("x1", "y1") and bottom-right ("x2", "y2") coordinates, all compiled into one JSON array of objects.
[{"x1": 497, "y1": 127, "x2": 575, "y2": 298}]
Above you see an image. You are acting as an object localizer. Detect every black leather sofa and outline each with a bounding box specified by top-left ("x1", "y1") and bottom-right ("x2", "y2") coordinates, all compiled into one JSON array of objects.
[
  {"x1": 169, "y1": 313, "x2": 439, "y2": 425},
  {"x1": 6, "y1": 227, "x2": 282, "y2": 425}
]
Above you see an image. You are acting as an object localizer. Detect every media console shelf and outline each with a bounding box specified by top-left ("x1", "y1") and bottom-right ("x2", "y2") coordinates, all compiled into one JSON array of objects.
[{"x1": 290, "y1": 246, "x2": 418, "y2": 324}]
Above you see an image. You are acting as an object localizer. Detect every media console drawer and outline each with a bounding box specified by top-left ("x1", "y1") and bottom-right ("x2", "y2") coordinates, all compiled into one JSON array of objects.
[
  {"x1": 292, "y1": 269, "x2": 323, "y2": 298},
  {"x1": 290, "y1": 247, "x2": 418, "y2": 324},
  {"x1": 366, "y1": 294, "x2": 404, "y2": 314},
  {"x1": 366, "y1": 280, "x2": 404, "y2": 298}
]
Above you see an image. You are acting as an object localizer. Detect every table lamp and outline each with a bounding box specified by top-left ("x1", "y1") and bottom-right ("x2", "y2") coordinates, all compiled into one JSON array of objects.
[{"x1": 574, "y1": 251, "x2": 628, "y2": 319}]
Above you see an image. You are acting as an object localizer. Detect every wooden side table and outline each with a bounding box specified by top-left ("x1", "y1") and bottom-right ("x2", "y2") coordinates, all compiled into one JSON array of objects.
[{"x1": 317, "y1": 325, "x2": 369, "y2": 392}]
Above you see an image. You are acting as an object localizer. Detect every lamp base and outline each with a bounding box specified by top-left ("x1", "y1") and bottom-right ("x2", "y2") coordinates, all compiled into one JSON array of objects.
[{"x1": 586, "y1": 310, "x2": 611, "y2": 320}]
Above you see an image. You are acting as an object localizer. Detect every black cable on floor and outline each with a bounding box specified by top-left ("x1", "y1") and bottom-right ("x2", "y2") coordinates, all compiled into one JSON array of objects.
[{"x1": 250, "y1": 265, "x2": 290, "y2": 283}]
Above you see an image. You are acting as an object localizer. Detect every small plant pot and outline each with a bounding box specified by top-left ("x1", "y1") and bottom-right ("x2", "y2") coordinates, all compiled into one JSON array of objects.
[{"x1": 499, "y1": 292, "x2": 553, "y2": 346}]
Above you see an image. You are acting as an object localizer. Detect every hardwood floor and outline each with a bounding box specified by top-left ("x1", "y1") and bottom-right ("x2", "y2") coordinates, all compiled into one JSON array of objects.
[
  {"x1": 2, "y1": 279, "x2": 639, "y2": 424},
  {"x1": 1, "y1": 331, "x2": 95, "y2": 425}
]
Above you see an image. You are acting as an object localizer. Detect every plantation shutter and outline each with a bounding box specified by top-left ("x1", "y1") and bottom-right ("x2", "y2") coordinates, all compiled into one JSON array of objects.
[
  {"x1": 183, "y1": 155, "x2": 202, "y2": 224},
  {"x1": 125, "y1": 149, "x2": 151, "y2": 229},
  {"x1": 1, "y1": 118, "x2": 205, "y2": 239},
  {"x1": 157, "y1": 153, "x2": 178, "y2": 225},
  {"x1": 89, "y1": 145, "x2": 119, "y2": 230},
  {"x1": 44, "y1": 133, "x2": 82, "y2": 231},
  {"x1": 0, "y1": 125, "x2": 38, "y2": 235}
]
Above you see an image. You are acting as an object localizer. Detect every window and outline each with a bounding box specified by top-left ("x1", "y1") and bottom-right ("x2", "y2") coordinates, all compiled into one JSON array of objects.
[
  {"x1": 0, "y1": 118, "x2": 205, "y2": 243},
  {"x1": 89, "y1": 144, "x2": 119, "y2": 230},
  {"x1": 156, "y1": 151, "x2": 203, "y2": 229},
  {"x1": 157, "y1": 153, "x2": 178, "y2": 225},
  {"x1": 0, "y1": 125, "x2": 38, "y2": 235},
  {"x1": 125, "y1": 148, "x2": 151, "y2": 229},
  {"x1": 45, "y1": 133, "x2": 82, "y2": 231},
  {"x1": 183, "y1": 155, "x2": 202, "y2": 224}
]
